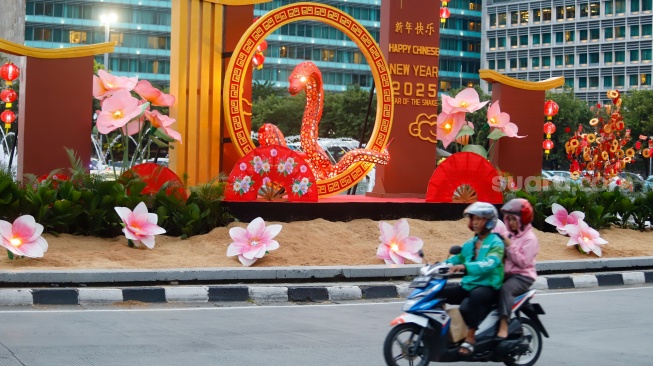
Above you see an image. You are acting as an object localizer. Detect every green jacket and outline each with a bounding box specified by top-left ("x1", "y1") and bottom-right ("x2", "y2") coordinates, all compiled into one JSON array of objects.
[{"x1": 446, "y1": 233, "x2": 505, "y2": 291}]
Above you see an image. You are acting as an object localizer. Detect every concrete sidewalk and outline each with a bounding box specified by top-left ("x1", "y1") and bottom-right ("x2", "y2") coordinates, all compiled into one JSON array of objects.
[{"x1": 1, "y1": 257, "x2": 652, "y2": 306}]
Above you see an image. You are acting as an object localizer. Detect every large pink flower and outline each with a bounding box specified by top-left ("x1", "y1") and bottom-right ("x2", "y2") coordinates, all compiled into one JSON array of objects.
[
  {"x1": 544, "y1": 203, "x2": 585, "y2": 235},
  {"x1": 436, "y1": 111, "x2": 467, "y2": 148},
  {"x1": 227, "y1": 217, "x2": 282, "y2": 266},
  {"x1": 442, "y1": 88, "x2": 489, "y2": 114},
  {"x1": 93, "y1": 69, "x2": 138, "y2": 100},
  {"x1": 145, "y1": 110, "x2": 182, "y2": 142},
  {"x1": 486, "y1": 101, "x2": 524, "y2": 138},
  {"x1": 0, "y1": 215, "x2": 49, "y2": 258},
  {"x1": 96, "y1": 90, "x2": 143, "y2": 134},
  {"x1": 134, "y1": 80, "x2": 175, "y2": 107},
  {"x1": 377, "y1": 219, "x2": 423, "y2": 265},
  {"x1": 564, "y1": 221, "x2": 608, "y2": 257},
  {"x1": 114, "y1": 202, "x2": 166, "y2": 249}
]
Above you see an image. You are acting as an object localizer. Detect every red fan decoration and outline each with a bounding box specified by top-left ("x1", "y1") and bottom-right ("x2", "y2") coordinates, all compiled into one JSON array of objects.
[
  {"x1": 426, "y1": 152, "x2": 503, "y2": 203},
  {"x1": 225, "y1": 145, "x2": 318, "y2": 202},
  {"x1": 121, "y1": 163, "x2": 187, "y2": 200}
]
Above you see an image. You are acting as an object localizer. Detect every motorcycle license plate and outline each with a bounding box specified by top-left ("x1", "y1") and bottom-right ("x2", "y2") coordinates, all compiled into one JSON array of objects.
[{"x1": 409, "y1": 276, "x2": 430, "y2": 288}]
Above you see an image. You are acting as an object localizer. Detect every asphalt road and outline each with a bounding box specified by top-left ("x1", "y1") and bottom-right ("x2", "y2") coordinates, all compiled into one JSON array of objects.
[{"x1": 0, "y1": 286, "x2": 651, "y2": 365}]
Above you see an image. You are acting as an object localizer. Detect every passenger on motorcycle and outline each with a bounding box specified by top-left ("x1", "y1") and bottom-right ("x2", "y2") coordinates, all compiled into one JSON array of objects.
[
  {"x1": 442, "y1": 202, "x2": 505, "y2": 356},
  {"x1": 496, "y1": 198, "x2": 540, "y2": 340}
]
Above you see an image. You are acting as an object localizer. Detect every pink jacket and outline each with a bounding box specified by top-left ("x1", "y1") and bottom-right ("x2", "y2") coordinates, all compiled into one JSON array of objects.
[{"x1": 504, "y1": 224, "x2": 539, "y2": 280}]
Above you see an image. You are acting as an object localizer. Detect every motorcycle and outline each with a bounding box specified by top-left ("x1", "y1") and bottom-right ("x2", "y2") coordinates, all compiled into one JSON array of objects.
[{"x1": 383, "y1": 247, "x2": 548, "y2": 366}]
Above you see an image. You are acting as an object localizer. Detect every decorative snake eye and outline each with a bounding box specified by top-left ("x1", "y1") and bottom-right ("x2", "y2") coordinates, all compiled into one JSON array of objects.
[{"x1": 300, "y1": 76, "x2": 307, "y2": 83}]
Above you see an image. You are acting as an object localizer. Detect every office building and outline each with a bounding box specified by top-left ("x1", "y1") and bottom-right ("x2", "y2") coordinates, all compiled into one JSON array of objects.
[{"x1": 482, "y1": 0, "x2": 652, "y2": 103}]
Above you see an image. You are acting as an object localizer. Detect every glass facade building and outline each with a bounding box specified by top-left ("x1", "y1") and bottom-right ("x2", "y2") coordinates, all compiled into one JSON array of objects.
[
  {"x1": 24, "y1": 0, "x2": 172, "y2": 85},
  {"x1": 254, "y1": 0, "x2": 482, "y2": 93},
  {"x1": 482, "y1": 0, "x2": 653, "y2": 103}
]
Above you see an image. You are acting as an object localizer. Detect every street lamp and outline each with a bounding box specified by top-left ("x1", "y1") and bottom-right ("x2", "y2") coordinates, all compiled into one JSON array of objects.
[{"x1": 100, "y1": 13, "x2": 117, "y2": 70}]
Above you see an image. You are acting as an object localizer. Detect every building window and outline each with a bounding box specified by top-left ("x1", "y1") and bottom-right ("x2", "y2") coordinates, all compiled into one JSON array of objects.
[
  {"x1": 565, "y1": 30, "x2": 575, "y2": 42},
  {"x1": 498, "y1": 37, "x2": 506, "y2": 48},
  {"x1": 565, "y1": 77, "x2": 574, "y2": 88},
  {"x1": 590, "y1": 77, "x2": 599, "y2": 88},
  {"x1": 565, "y1": 54, "x2": 575, "y2": 66},
  {"x1": 605, "y1": 27, "x2": 613, "y2": 39},
  {"x1": 566, "y1": 5, "x2": 576, "y2": 18},
  {"x1": 555, "y1": 55, "x2": 563, "y2": 66},
  {"x1": 489, "y1": 38, "x2": 496, "y2": 49},
  {"x1": 615, "y1": 26, "x2": 625, "y2": 38},
  {"x1": 615, "y1": 50, "x2": 625, "y2": 62},
  {"x1": 542, "y1": 56, "x2": 551, "y2": 67},
  {"x1": 590, "y1": 2, "x2": 601, "y2": 15},
  {"x1": 605, "y1": 52, "x2": 613, "y2": 63},
  {"x1": 322, "y1": 49, "x2": 335, "y2": 61},
  {"x1": 642, "y1": 74, "x2": 651, "y2": 85},
  {"x1": 590, "y1": 28, "x2": 600, "y2": 40},
  {"x1": 511, "y1": 35, "x2": 518, "y2": 47},
  {"x1": 520, "y1": 35, "x2": 528, "y2": 46},
  {"x1": 543, "y1": 8, "x2": 552, "y2": 21},
  {"x1": 605, "y1": 1, "x2": 614, "y2": 15},
  {"x1": 556, "y1": 6, "x2": 565, "y2": 19},
  {"x1": 631, "y1": 50, "x2": 640, "y2": 62},
  {"x1": 520, "y1": 10, "x2": 529, "y2": 24},
  {"x1": 533, "y1": 9, "x2": 541, "y2": 22},
  {"x1": 604, "y1": 76, "x2": 613, "y2": 87},
  {"x1": 579, "y1": 77, "x2": 587, "y2": 88},
  {"x1": 555, "y1": 32, "x2": 564, "y2": 43},
  {"x1": 614, "y1": 75, "x2": 625, "y2": 87},
  {"x1": 499, "y1": 13, "x2": 507, "y2": 26},
  {"x1": 498, "y1": 59, "x2": 506, "y2": 70},
  {"x1": 641, "y1": 49, "x2": 652, "y2": 61},
  {"x1": 533, "y1": 34, "x2": 541, "y2": 44},
  {"x1": 581, "y1": 3, "x2": 589, "y2": 16},
  {"x1": 644, "y1": 0, "x2": 653, "y2": 11},
  {"x1": 543, "y1": 33, "x2": 551, "y2": 44},
  {"x1": 511, "y1": 11, "x2": 519, "y2": 25},
  {"x1": 615, "y1": 0, "x2": 626, "y2": 13},
  {"x1": 631, "y1": 25, "x2": 640, "y2": 37},
  {"x1": 590, "y1": 52, "x2": 600, "y2": 64},
  {"x1": 490, "y1": 13, "x2": 497, "y2": 27},
  {"x1": 630, "y1": 74, "x2": 639, "y2": 87},
  {"x1": 580, "y1": 53, "x2": 588, "y2": 64},
  {"x1": 489, "y1": 60, "x2": 496, "y2": 69},
  {"x1": 34, "y1": 28, "x2": 52, "y2": 41},
  {"x1": 532, "y1": 57, "x2": 540, "y2": 67},
  {"x1": 510, "y1": 58, "x2": 517, "y2": 69},
  {"x1": 69, "y1": 31, "x2": 87, "y2": 44},
  {"x1": 519, "y1": 57, "x2": 527, "y2": 68},
  {"x1": 644, "y1": 24, "x2": 653, "y2": 36},
  {"x1": 632, "y1": 0, "x2": 641, "y2": 12}
]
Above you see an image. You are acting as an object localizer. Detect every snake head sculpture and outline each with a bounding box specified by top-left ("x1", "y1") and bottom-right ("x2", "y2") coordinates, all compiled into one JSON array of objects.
[{"x1": 288, "y1": 62, "x2": 321, "y2": 96}]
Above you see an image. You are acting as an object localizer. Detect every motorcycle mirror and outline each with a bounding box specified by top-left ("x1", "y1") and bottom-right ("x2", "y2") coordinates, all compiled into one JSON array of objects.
[
  {"x1": 449, "y1": 245, "x2": 462, "y2": 255},
  {"x1": 418, "y1": 250, "x2": 424, "y2": 258}
]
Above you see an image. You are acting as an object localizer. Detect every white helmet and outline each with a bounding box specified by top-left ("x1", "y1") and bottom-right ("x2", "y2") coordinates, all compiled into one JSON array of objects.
[{"x1": 463, "y1": 202, "x2": 498, "y2": 230}]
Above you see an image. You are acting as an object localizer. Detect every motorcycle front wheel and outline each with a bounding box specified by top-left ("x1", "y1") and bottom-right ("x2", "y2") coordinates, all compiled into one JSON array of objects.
[
  {"x1": 383, "y1": 323, "x2": 431, "y2": 366},
  {"x1": 504, "y1": 317, "x2": 543, "y2": 366}
]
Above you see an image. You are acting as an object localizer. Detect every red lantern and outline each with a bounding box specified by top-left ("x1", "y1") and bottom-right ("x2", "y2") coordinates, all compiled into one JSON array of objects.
[
  {"x1": 257, "y1": 40, "x2": 268, "y2": 53},
  {"x1": 544, "y1": 100, "x2": 559, "y2": 120},
  {"x1": 1, "y1": 109, "x2": 16, "y2": 131},
  {"x1": 440, "y1": 7, "x2": 451, "y2": 22},
  {"x1": 543, "y1": 121, "x2": 556, "y2": 138},
  {"x1": 543, "y1": 139, "x2": 554, "y2": 157},
  {"x1": 252, "y1": 53, "x2": 265, "y2": 70},
  {"x1": 0, "y1": 63, "x2": 20, "y2": 85},
  {"x1": 0, "y1": 88, "x2": 17, "y2": 108}
]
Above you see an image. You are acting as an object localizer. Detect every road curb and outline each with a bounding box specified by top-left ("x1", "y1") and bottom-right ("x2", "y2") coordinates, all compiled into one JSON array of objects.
[{"x1": 1, "y1": 270, "x2": 651, "y2": 306}]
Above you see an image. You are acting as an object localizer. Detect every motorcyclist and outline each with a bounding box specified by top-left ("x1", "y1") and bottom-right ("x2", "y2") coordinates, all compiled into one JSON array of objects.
[
  {"x1": 496, "y1": 198, "x2": 540, "y2": 340},
  {"x1": 442, "y1": 202, "x2": 505, "y2": 356}
]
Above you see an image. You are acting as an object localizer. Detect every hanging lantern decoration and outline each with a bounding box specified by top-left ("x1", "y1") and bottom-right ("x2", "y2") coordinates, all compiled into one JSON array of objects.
[
  {"x1": 543, "y1": 121, "x2": 556, "y2": 139},
  {"x1": 1, "y1": 110, "x2": 16, "y2": 132},
  {"x1": 0, "y1": 63, "x2": 20, "y2": 86},
  {"x1": 1, "y1": 88, "x2": 17, "y2": 108},
  {"x1": 257, "y1": 40, "x2": 268, "y2": 53},
  {"x1": 543, "y1": 139, "x2": 554, "y2": 158},
  {"x1": 543, "y1": 100, "x2": 559, "y2": 120},
  {"x1": 440, "y1": 7, "x2": 451, "y2": 23},
  {"x1": 252, "y1": 53, "x2": 265, "y2": 70}
]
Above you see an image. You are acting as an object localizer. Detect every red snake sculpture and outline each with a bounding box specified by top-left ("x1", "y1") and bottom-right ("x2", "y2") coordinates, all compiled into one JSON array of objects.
[{"x1": 258, "y1": 61, "x2": 390, "y2": 180}]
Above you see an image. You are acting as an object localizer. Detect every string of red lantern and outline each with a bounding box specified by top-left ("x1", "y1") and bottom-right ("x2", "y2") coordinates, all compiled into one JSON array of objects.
[
  {"x1": 251, "y1": 18, "x2": 268, "y2": 70},
  {"x1": 542, "y1": 100, "x2": 559, "y2": 158},
  {"x1": 0, "y1": 62, "x2": 20, "y2": 132}
]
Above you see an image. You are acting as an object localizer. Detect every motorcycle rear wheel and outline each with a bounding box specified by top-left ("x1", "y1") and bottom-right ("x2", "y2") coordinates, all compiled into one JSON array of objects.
[
  {"x1": 504, "y1": 317, "x2": 543, "y2": 366},
  {"x1": 383, "y1": 323, "x2": 431, "y2": 366}
]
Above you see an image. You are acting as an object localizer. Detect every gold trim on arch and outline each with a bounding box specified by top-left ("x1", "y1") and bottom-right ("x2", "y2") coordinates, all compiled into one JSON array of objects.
[
  {"x1": 204, "y1": 0, "x2": 270, "y2": 5},
  {"x1": 480, "y1": 69, "x2": 564, "y2": 91},
  {"x1": 0, "y1": 38, "x2": 115, "y2": 59}
]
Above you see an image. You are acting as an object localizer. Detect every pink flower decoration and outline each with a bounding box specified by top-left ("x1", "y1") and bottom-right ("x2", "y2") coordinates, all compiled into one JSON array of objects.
[
  {"x1": 226, "y1": 217, "x2": 282, "y2": 266},
  {"x1": 487, "y1": 101, "x2": 524, "y2": 138},
  {"x1": 377, "y1": 219, "x2": 423, "y2": 265},
  {"x1": 145, "y1": 110, "x2": 182, "y2": 143},
  {"x1": 114, "y1": 202, "x2": 166, "y2": 249},
  {"x1": 442, "y1": 88, "x2": 489, "y2": 114},
  {"x1": 93, "y1": 69, "x2": 138, "y2": 100},
  {"x1": 436, "y1": 111, "x2": 467, "y2": 148},
  {"x1": 564, "y1": 221, "x2": 608, "y2": 257},
  {"x1": 134, "y1": 80, "x2": 176, "y2": 107},
  {"x1": 0, "y1": 215, "x2": 49, "y2": 258},
  {"x1": 544, "y1": 203, "x2": 585, "y2": 235},
  {"x1": 96, "y1": 90, "x2": 143, "y2": 134}
]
